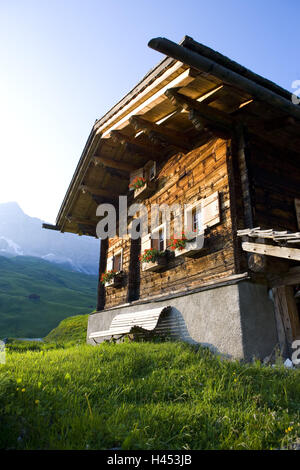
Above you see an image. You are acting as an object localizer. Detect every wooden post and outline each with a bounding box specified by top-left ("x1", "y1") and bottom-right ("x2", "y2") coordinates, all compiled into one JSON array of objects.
[
  {"x1": 127, "y1": 237, "x2": 141, "y2": 302},
  {"x1": 235, "y1": 124, "x2": 254, "y2": 229},
  {"x1": 272, "y1": 286, "x2": 300, "y2": 357},
  {"x1": 97, "y1": 238, "x2": 108, "y2": 311}
]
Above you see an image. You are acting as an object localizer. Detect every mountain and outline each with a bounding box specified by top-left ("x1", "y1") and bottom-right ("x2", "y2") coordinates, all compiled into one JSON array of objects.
[
  {"x1": 0, "y1": 202, "x2": 99, "y2": 274},
  {"x1": 0, "y1": 255, "x2": 97, "y2": 338}
]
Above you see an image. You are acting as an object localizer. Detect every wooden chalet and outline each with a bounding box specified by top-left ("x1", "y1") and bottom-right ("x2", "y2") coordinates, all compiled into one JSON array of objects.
[{"x1": 44, "y1": 36, "x2": 300, "y2": 360}]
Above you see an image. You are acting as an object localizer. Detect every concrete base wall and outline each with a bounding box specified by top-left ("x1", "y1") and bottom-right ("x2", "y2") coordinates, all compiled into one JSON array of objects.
[{"x1": 87, "y1": 280, "x2": 279, "y2": 361}]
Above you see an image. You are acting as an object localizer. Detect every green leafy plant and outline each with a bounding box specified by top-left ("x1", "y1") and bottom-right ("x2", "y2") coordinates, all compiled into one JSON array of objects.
[
  {"x1": 100, "y1": 270, "x2": 118, "y2": 285},
  {"x1": 139, "y1": 248, "x2": 165, "y2": 263},
  {"x1": 129, "y1": 176, "x2": 146, "y2": 190},
  {"x1": 170, "y1": 233, "x2": 187, "y2": 251}
]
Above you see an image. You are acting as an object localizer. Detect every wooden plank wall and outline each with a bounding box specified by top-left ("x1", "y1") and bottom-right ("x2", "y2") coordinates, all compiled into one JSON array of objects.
[
  {"x1": 248, "y1": 137, "x2": 300, "y2": 232},
  {"x1": 105, "y1": 137, "x2": 236, "y2": 308}
]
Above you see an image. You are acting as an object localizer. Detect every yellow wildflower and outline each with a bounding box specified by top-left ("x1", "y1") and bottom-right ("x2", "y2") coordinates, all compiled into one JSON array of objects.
[
  {"x1": 21, "y1": 388, "x2": 26, "y2": 392},
  {"x1": 35, "y1": 399, "x2": 40, "y2": 405}
]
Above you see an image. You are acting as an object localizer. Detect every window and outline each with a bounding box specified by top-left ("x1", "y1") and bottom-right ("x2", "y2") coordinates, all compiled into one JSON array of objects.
[
  {"x1": 184, "y1": 191, "x2": 220, "y2": 238},
  {"x1": 113, "y1": 252, "x2": 122, "y2": 272},
  {"x1": 151, "y1": 224, "x2": 166, "y2": 251},
  {"x1": 192, "y1": 207, "x2": 202, "y2": 233},
  {"x1": 184, "y1": 202, "x2": 202, "y2": 239},
  {"x1": 107, "y1": 249, "x2": 123, "y2": 273},
  {"x1": 130, "y1": 160, "x2": 156, "y2": 188},
  {"x1": 151, "y1": 228, "x2": 165, "y2": 251}
]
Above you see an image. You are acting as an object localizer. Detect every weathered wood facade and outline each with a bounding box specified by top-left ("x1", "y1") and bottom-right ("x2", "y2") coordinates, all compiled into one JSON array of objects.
[{"x1": 45, "y1": 36, "x2": 300, "y2": 360}]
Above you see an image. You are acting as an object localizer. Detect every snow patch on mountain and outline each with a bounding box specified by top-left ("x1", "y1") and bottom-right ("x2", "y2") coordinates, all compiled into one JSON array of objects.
[
  {"x1": 0, "y1": 202, "x2": 99, "y2": 274},
  {"x1": 0, "y1": 236, "x2": 24, "y2": 256}
]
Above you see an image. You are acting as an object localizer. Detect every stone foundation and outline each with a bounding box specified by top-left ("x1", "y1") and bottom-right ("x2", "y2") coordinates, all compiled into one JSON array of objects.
[{"x1": 87, "y1": 279, "x2": 278, "y2": 361}]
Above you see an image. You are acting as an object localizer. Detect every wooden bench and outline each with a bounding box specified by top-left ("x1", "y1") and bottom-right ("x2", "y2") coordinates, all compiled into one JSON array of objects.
[{"x1": 89, "y1": 306, "x2": 171, "y2": 341}]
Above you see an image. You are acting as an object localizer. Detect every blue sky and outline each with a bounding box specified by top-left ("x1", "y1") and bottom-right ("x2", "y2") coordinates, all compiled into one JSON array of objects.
[{"x1": 0, "y1": 0, "x2": 299, "y2": 223}]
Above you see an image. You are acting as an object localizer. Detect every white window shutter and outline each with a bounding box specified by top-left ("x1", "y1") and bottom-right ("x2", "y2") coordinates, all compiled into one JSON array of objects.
[
  {"x1": 196, "y1": 210, "x2": 203, "y2": 232},
  {"x1": 141, "y1": 233, "x2": 151, "y2": 253},
  {"x1": 295, "y1": 199, "x2": 300, "y2": 230},
  {"x1": 184, "y1": 202, "x2": 202, "y2": 238},
  {"x1": 202, "y1": 192, "x2": 220, "y2": 228},
  {"x1": 107, "y1": 255, "x2": 114, "y2": 271}
]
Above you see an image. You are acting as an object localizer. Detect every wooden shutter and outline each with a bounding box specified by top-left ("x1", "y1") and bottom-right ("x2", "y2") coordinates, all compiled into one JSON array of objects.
[
  {"x1": 295, "y1": 199, "x2": 300, "y2": 230},
  {"x1": 202, "y1": 192, "x2": 220, "y2": 228},
  {"x1": 144, "y1": 160, "x2": 156, "y2": 181},
  {"x1": 107, "y1": 255, "x2": 114, "y2": 271},
  {"x1": 141, "y1": 233, "x2": 151, "y2": 253}
]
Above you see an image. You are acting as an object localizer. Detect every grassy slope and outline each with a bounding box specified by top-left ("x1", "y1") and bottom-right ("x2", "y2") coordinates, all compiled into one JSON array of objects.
[
  {"x1": 0, "y1": 333, "x2": 299, "y2": 449},
  {"x1": 44, "y1": 314, "x2": 89, "y2": 344},
  {"x1": 0, "y1": 256, "x2": 97, "y2": 337}
]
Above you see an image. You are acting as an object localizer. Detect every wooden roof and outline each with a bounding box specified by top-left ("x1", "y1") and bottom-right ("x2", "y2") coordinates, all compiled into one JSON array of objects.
[{"x1": 46, "y1": 36, "x2": 300, "y2": 237}]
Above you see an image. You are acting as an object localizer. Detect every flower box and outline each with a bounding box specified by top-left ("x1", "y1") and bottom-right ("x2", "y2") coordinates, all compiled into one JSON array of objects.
[
  {"x1": 142, "y1": 255, "x2": 168, "y2": 272},
  {"x1": 134, "y1": 181, "x2": 156, "y2": 200},
  {"x1": 104, "y1": 271, "x2": 125, "y2": 288},
  {"x1": 140, "y1": 248, "x2": 168, "y2": 272},
  {"x1": 174, "y1": 235, "x2": 204, "y2": 258}
]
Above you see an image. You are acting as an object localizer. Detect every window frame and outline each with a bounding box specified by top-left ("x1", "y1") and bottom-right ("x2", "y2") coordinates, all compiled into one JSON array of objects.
[{"x1": 151, "y1": 223, "x2": 166, "y2": 252}]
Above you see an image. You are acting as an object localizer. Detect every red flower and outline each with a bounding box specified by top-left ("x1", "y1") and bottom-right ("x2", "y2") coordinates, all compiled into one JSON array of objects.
[{"x1": 129, "y1": 176, "x2": 146, "y2": 190}]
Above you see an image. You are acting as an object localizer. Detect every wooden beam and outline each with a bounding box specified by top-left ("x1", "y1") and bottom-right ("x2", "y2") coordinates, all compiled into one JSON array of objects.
[
  {"x1": 129, "y1": 115, "x2": 191, "y2": 150},
  {"x1": 247, "y1": 252, "x2": 290, "y2": 274},
  {"x1": 165, "y1": 88, "x2": 233, "y2": 131},
  {"x1": 65, "y1": 216, "x2": 98, "y2": 226},
  {"x1": 263, "y1": 115, "x2": 296, "y2": 132},
  {"x1": 271, "y1": 267, "x2": 300, "y2": 287},
  {"x1": 110, "y1": 130, "x2": 162, "y2": 160},
  {"x1": 77, "y1": 223, "x2": 97, "y2": 237},
  {"x1": 272, "y1": 287, "x2": 291, "y2": 356},
  {"x1": 148, "y1": 37, "x2": 300, "y2": 121},
  {"x1": 98, "y1": 67, "x2": 197, "y2": 138},
  {"x1": 80, "y1": 184, "x2": 119, "y2": 199},
  {"x1": 242, "y1": 241, "x2": 300, "y2": 262},
  {"x1": 124, "y1": 142, "x2": 163, "y2": 161},
  {"x1": 188, "y1": 109, "x2": 229, "y2": 140},
  {"x1": 93, "y1": 155, "x2": 136, "y2": 172},
  {"x1": 188, "y1": 109, "x2": 212, "y2": 133},
  {"x1": 42, "y1": 223, "x2": 60, "y2": 231},
  {"x1": 272, "y1": 286, "x2": 300, "y2": 355},
  {"x1": 195, "y1": 84, "x2": 225, "y2": 105},
  {"x1": 89, "y1": 194, "x2": 118, "y2": 206}
]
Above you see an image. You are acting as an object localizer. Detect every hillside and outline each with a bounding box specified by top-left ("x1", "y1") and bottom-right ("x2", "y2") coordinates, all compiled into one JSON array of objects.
[
  {"x1": 0, "y1": 337, "x2": 299, "y2": 450},
  {"x1": 44, "y1": 314, "x2": 89, "y2": 343},
  {"x1": 0, "y1": 256, "x2": 97, "y2": 338},
  {"x1": 0, "y1": 202, "x2": 99, "y2": 274}
]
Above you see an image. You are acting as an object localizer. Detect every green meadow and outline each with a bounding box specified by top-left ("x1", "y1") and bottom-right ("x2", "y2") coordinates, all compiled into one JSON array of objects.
[
  {"x1": 0, "y1": 256, "x2": 97, "y2": 338},
  {"x1": 0, "y1": 315, "x2": 299, "y2": 450}
]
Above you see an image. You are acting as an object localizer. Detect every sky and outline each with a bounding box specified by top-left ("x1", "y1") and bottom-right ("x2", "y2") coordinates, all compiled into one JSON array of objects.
[{"x1": 0, "y1": 0, "x2": 299, "y2": 223}]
